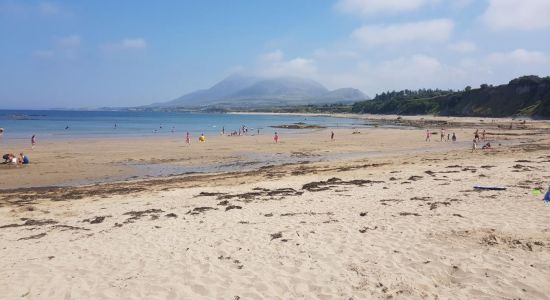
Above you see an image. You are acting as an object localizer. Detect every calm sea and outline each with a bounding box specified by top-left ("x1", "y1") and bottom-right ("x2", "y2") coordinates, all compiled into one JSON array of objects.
[{"x1": 0, "y1": 110, "x2": 372, "y2": 141}]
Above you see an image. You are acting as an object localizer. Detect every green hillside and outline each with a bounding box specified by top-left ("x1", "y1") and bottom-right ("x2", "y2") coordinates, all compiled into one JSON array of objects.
[{"x1": 352, "y1": 75, "x2": 550, "y2": 118}]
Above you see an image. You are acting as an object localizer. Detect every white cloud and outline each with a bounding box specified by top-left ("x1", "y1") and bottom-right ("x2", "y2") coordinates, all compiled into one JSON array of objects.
[
  {"x1": 448, "y1": 41, "x2": 477, "y2": 53},
  {"x1": 257, "y1": 50, "x2": 317, "y2": 77},
  {"x1": 259, "y1": 49, "x2": 284, "y2": 62},
  {"x1": 487, "y1": 49, "x2": 549, "y2": 64},
  {"x1": 482, "y1": 0, "x2": 550, "y2": 30},
  {"x1": 101, "y1": 38, "x2": 147, "y2": 53},
  {"x1": 352, "y1": 19, "x2": 454, "y2": 47},
  {"x1": 335, "y1": 0, "x2": 439, "y2": 16}
]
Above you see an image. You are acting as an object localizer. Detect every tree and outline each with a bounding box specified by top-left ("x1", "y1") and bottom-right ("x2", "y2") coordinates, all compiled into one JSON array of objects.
[{"x1": 465, "y1": 86, "x2": 472, "y2": 91}]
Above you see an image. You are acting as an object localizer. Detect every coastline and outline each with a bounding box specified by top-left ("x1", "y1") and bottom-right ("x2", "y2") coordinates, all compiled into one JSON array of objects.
[
  {"x1": 1, "y1": 115, "x2": 549, "y2": 298},
  {"x1": 2, "y1": 114, "x2": 548, "y2": 189}
]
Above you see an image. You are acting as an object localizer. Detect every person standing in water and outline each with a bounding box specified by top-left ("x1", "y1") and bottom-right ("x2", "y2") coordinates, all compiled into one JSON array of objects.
[
  {"x1": 331, "y1": 131, "x2": 335, "y2": 141},
  {"x1": 31, "y1": 134, "x2": 36, "y2": 149},
  {"x1": 274, "y1": 132, "x2": 279, "y2": 143}
]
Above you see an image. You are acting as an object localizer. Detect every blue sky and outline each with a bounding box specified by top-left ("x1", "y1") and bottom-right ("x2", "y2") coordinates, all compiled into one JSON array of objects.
[{"x1": 1, "y1": 0, "x2": 549, "y2": 109}]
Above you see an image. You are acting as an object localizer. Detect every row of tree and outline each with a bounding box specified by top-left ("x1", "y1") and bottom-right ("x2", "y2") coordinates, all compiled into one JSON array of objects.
[{"x1": 372, "y1": 89, "x2": 455, "y2": 102}]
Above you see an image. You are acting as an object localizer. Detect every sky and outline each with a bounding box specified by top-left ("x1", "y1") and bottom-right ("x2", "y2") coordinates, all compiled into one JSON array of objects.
[{"x1": 1, "y1": 0, "x2": 549, "y2": 109}]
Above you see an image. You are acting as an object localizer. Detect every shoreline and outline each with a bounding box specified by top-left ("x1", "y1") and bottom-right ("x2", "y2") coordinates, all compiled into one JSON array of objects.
[{"x1": 2, "y1": 114, "x2": 549, "y2": 190}]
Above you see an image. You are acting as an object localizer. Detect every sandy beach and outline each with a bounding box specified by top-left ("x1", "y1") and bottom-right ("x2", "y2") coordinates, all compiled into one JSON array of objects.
[{"x1": 1, "y1": 115, "x2": 550, "y2": 299}]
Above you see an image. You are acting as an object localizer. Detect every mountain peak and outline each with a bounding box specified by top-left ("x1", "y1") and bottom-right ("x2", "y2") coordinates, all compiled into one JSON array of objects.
[{"x1": 154, "y1": 74, "x2": 368, "y2": 108}]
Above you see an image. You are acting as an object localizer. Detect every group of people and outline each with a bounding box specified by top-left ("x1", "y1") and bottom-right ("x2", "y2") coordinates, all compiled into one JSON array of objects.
[
  {"x1": 2, "y1": 153, "x2": 29, "y2": 165},
  {"x1": 1, "y1": 134, "x2": 34, "y2": 166},
  {"x1": 425, "y1": 129, "x2": 457, "y2": 142},
  {"x1": 424, "y1": 128, "x2": 494, "y2": 153},
  {"x1": 472, "y1": 129, "x2": 492, "y2": 152}
]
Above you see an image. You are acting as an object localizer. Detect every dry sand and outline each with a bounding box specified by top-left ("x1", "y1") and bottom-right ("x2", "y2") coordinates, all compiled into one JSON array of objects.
[{"x1": 1, "y1": 115, "x2": 550, "y2": 299}]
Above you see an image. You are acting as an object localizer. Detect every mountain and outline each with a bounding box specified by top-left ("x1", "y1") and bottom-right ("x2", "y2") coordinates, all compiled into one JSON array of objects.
[
  {"x1": 352, "y1": 75, "x2": 550, "y2": 118},
  {"x1": 152, "y1": 74, "x2": 368, "y2": 108}
]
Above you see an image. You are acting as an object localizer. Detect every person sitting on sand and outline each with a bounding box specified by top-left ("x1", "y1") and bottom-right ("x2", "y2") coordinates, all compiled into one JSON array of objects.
[
  {"x1": 3, "y1": 153, "x2": 18, "y2": 164},
  {"x1": 482, "y1": 142, "x2": 492, "y2": 150},
  {"x1": 199, "y1": 133, "x2": 206, "y2": 142},
  {"x1": 19, "y1": 153, "x2": 29, "y2": 165}
]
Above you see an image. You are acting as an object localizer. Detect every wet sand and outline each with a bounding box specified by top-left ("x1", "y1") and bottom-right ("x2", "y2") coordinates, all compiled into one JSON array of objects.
[{"x1": 1, "y1": 115, "x2": 550, "y2": 299}]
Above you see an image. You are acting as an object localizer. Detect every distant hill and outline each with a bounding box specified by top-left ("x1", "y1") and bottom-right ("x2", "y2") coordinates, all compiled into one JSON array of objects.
[
  {"x1": 151, "y1": 74, "x2": 368, "y2": 108},
  {"x1": 352, "y1": 75, "x2": 550, "y2": 118}
]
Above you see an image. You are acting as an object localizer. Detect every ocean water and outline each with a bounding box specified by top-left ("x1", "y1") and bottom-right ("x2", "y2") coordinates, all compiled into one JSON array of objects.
[{"x1": 0, "y1": 110, "x2": 373, "y2": 141}]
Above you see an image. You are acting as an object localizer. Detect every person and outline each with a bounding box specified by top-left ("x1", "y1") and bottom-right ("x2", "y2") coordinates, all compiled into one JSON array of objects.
[
  {"x1": 331, "y1": 131, "x2": 335, "y2": 141},
  {"x1": 199, "y1": 133, "x2": 206, "y2": 142},
  {"x1": 274, "y1": 132, "x2": 279, "y2": 143},
  {"x1": 471, "y1": 138, "x2": 477, "y2": 153},
  {"x1": 186, "y1": 132, "x2": 190, "y2": 144},
  {"x1": 440, "y1": 128, "x2": 445, "y2": 141},
  {"x1": 482, "y1": 142, "x2": 492, "y2": 150},
  {"x1": 474, "y1": 129, "x2": 479, "y2": 142},
  {"x1": 481, "y1": 129, "x2": 486, "y2": 141},
  {"x1": 19, "y1": 153, "x2": 29, "y2": 164},
  {"x1": 2, "y1": 153, "x2": 11, "y2": 163},
  {"x1": 31, "y1": 134, "x2": 36, "y2": 149},
  {"x1": 257, "y1": 128, "x2": 260, "y2": 135},
  {"x1": 65, "y1": 125, "x2": 70, "y2": 130},
  {"x1": 6, "y1": 153, "x2": 17, "y2": 164},
  {"x1": 544, "y1": 186, "x2": 550, "y2": 203},
  {"x1": 447, "y1": 133, "x2": 450, "y2": 141},
  {"x1": 452, "y1": 132, "x2": 456, "y2": 142},
  {"x1": 425, "y1": 129, "x2": 431, "y2": 142},
  {"x1": 222, "y1": 126, "x2": 225, "y2": 135}
]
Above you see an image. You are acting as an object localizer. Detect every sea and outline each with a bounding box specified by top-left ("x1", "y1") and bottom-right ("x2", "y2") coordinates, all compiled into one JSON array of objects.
[{"x1": 0, "y1": 110, "x2": 376, "y2": 141}]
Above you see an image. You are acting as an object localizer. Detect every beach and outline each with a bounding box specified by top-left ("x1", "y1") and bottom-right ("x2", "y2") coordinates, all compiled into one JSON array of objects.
[{"x1": 1, "y1": 115, "x2": 550, "y2": 299}]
